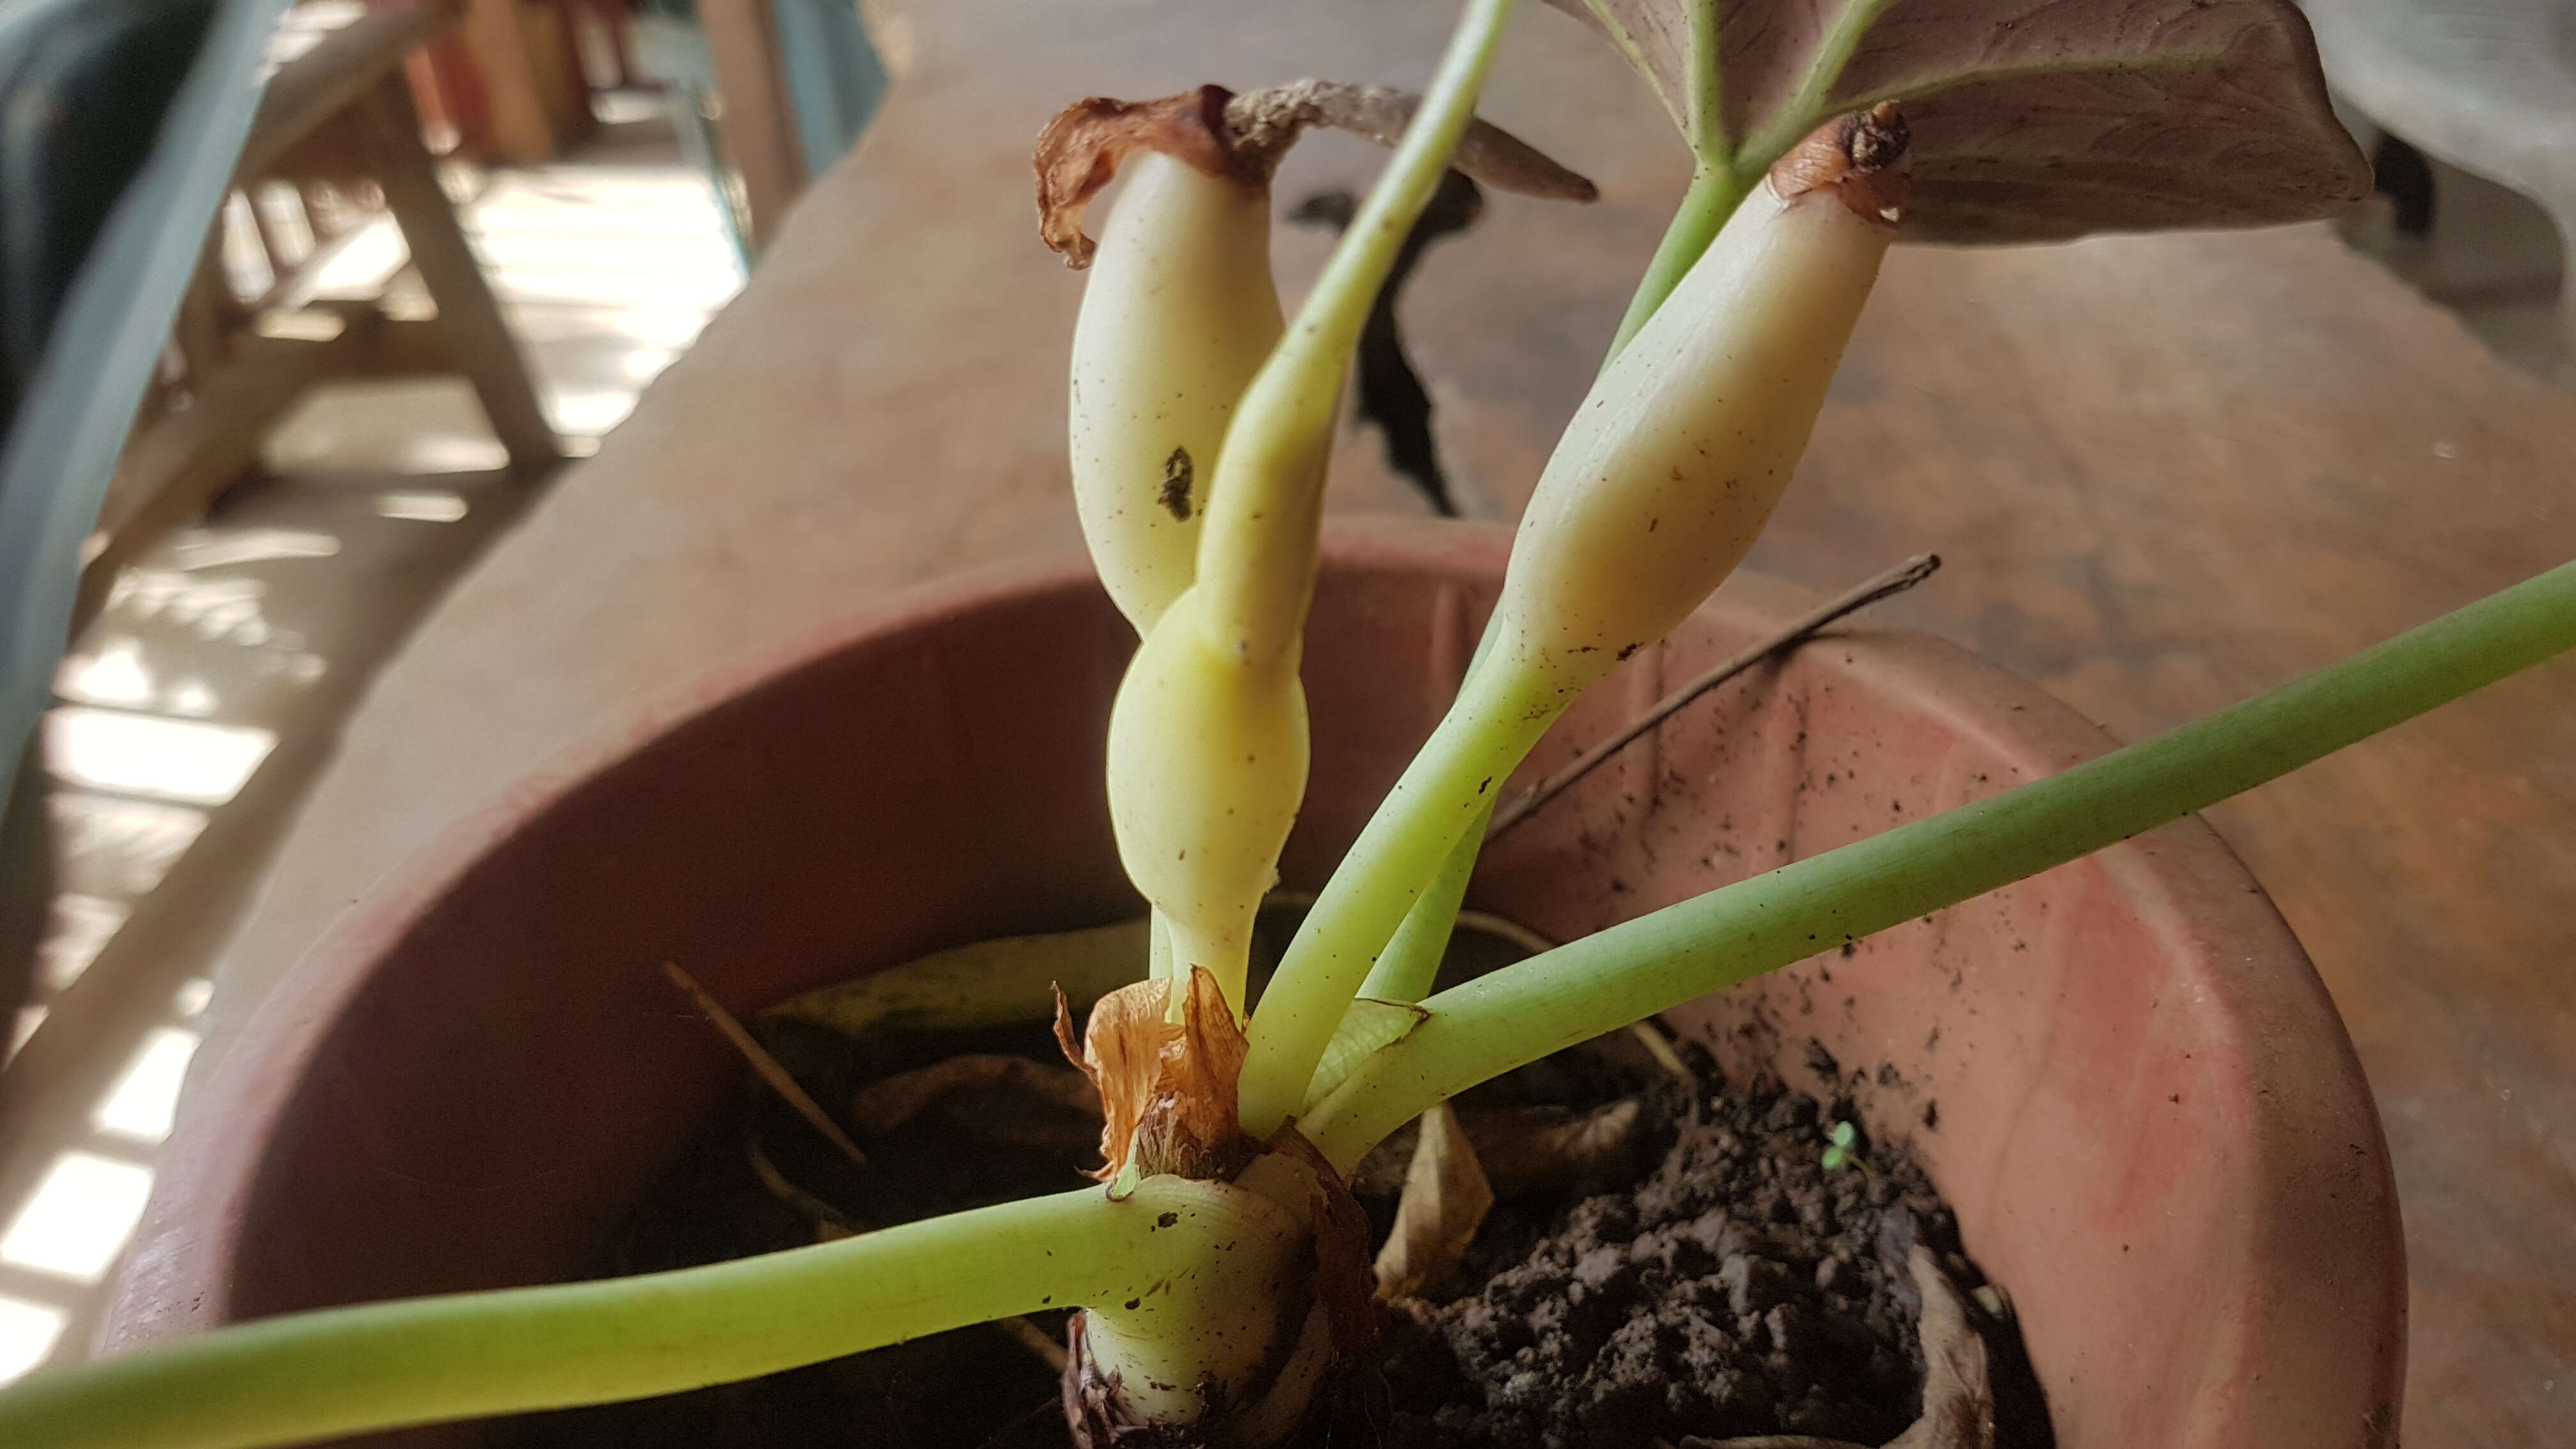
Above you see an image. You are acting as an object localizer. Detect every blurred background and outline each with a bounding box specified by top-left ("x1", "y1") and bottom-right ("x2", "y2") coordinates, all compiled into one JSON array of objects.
[
  {"x1": 0, "y1": 1, "x2": 2564, "y2": 1443},
  {"x1": 0, "y1": 0, "x2": 875, "y2": 1377}
]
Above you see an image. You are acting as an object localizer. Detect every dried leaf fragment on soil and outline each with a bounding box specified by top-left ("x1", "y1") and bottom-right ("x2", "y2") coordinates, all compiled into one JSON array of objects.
[
  {"x1": 1356, "y1": 1098, "x2": 1649, "y2": 1197},
  {"x1": 847, "y1": 1054, "x2": 1100, "y2": 1136},
  {"x1": 1375, "y1": 1103, "x2": 1498, "y2": 1299},
  {"x1": 1885, "y1": 1244, "x2": 1995, "y2": 1449}
]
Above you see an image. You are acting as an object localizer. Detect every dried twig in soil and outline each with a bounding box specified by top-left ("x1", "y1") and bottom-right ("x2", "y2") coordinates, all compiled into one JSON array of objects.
[{"x1": 662, "y1": 961, "x2": 870, "y2": 1170}]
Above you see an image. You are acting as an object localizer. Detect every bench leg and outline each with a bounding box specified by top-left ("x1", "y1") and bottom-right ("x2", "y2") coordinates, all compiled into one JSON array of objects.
[
  {"x1": 2557, "y1": 215, "x2": 2576, "y2": 387},
  {"x1": 362, "y1": 77, "x2": 562, "y2": 477}
]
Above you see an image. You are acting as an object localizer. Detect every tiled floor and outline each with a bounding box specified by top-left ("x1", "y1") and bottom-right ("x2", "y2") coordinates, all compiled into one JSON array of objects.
[{"x1": 0, "y1": 90, "x2": 740, "y2": 1382}]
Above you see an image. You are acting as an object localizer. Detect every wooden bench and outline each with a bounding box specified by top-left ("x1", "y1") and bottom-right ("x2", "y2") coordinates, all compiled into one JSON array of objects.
[{"x1": 71, "y1": 3, "x2": 560, "y2": 636}]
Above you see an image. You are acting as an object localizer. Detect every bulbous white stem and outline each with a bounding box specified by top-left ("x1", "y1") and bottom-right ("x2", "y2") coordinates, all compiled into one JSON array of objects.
[
  {"x1": 1238, "y1": 116, "x2": 1901, "y2": 1136},
  {"x1": 1491, "y1": 169, "x2": 1896, "y2": 699},
  {"x1": 1106, "y1": 587, "x2": 1310, "y2": 1015},
  {"x1": 1070, "y1": 152, "x2": 1283, "y2": 635},
  {"x1": 1072, "y1": 1167, "x2": 1321, "y2": 1444}
]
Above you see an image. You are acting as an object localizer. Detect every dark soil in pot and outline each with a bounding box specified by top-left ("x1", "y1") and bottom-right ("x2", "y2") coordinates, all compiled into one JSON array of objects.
[
  {"x1": 488, "y1": 917, "x2": 2049, "y2": 1449},
  {"x1": 1373, "y1": 1055, "x2": 2051, "y2": 1449}
]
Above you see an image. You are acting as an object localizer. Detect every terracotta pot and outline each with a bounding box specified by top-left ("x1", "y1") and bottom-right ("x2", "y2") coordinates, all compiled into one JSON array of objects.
[{"x1": 103, "y1": 520, "x2": 2403, "y2": 1446}]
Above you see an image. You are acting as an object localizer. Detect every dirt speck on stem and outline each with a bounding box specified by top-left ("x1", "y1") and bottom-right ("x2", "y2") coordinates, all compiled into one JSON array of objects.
[{"x1": 1161, "y1": 448, "x2": 1195, "y2": 520}]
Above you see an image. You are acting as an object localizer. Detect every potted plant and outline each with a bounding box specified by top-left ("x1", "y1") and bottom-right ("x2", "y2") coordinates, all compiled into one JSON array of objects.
[{"x1": 1, "y1": 0, "x2": 2559, "y2": 1445}]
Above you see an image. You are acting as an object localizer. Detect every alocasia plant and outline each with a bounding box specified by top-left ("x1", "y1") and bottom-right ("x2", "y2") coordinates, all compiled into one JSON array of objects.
[{"x1": 3, "y1": 3, "x2": 2559, "y2": 1448}]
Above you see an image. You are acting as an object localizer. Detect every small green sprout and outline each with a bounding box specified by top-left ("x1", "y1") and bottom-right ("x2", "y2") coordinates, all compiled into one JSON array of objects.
[{"x1": 1821, "y1": 1119, "x2": 1861, "y2": 1172}]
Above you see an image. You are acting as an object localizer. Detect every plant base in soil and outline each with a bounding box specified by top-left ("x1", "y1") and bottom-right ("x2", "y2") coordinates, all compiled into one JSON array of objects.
[{"x1": 490, "y1": 926, "x2": 2050, "y2": 1449}]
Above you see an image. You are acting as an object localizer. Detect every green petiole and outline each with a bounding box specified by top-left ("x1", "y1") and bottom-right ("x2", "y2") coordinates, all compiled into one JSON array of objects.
[
  {"x1": 0, "y1": 1179, "x2": 1271, "y2": 1449},
  {"x1": 1604, "y1": 0, "x2": 1901, "y2": 355},
  {"x1": 1190, "y1": 0, "x2": 1522, "y2": 663},
  {"x1": 1353, "y1": 614, "x2": 1510, "y2": 1011},
  {"x1": 1300, "y1": 555, "x2": 2576, "y2": 1169},
  {"x1": 1103, "y1": 0, "x2": 1521, "y2": 1009},
  {"x1": 1357, "y1": 791, "x2": 1496, "y2": 1006},
  {"x1": 1604, "y1": 161, "x2": 1747, "y2": 360},
  {"x1": 1239, "y1": 655, "x2": 1560, "y2": 1135}
]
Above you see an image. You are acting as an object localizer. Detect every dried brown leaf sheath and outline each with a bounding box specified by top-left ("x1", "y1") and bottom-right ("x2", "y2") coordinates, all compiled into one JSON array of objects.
[
  {"x1": 1262, "y1": 1128, "x2": 1384, "y2": 1379},
  {"x1": 1037, "y1": 82, "x2": 1596, "y2": 268},
  {"x1": 1887, "y1": 1246, "x2": 1997, "y2": 1449},
  {"x1": 1223, "y1": 80, "x2": 1596, "y2": 201},
  {"x1": 1055, "y1": 968, "x2": 1250, "y2": 1183},
  {"x1": 1035, "y1": 86, "x2": 1254, "y2": 268},
  {"x1": 1769, "y1": 103, "x2": 1911, "y2": 226}
]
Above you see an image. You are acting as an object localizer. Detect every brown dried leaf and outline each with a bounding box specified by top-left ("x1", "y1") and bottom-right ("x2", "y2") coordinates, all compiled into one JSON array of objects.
[
  {"x1": 1353, "y1": 1099, "x2": 1648, "y2": 1197},
  {"x1": 1468, "y1": 1098, "x2": 1647, "y2": 1195},
  {"x1": 846, "y1": 1053, "x2": 1099, "y2": 1136},
  {"x1": 1374, "y1": 1103, "x2": 1497, "y2": 1300},
  {"x1": 1224, "y1": 80, "x2": 1597, "y2": 200},
  {"x1": 1885, "y1": 1245, "x2": 1995, "y2": 1449},
  {"x1": 1056, "y1": 968, "x2": 1249, "y2": 1183},
  {"x1": 1057, "y1": 981, "x2": 1160, "y2": 1181},
  {"x1": 1545, "y1": 0, "x2": 2368, "y2": 240},
  {"x1": 1034, "y1": 86, "x2": 1246, "y2": 268}
]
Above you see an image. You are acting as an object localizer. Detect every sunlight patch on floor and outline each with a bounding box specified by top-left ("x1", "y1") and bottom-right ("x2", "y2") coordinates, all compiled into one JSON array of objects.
[
  {"x1": 93, "y1": 1029, "x2": 203, "y2": 1144},
  {"x1": 1, "y1": 1156, "x2": 155, "y2": 1284},
  {"x1": 0, "y1": 1300, "x2": 65, "y2": 1384},
  {"x1": 44, "y1": 712, "x2": 275, "y2": 809},
  {"x1": 0, "y1": 75, "x2": 746, "y2": 1386}
]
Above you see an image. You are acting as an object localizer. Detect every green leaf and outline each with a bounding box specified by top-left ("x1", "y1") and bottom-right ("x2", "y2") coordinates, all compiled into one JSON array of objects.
[
  {"x1": 767, "y1": 919, "x2": 1148, "y2": 1038},
  {"x1": 1546, "y1": 0, "x2": 2369, "y2": 241}
]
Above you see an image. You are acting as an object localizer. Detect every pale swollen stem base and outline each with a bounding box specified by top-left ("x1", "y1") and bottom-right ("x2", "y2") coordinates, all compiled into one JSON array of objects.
[
  {"x1": 0, "y1": 1180, "x2": 1270, "y2": 1449},
  {"x1": 1301, "y1": 556, "x2": 2576, "y2": 1170},
  {"x1": 1112, "y1": 0, "x2": 1521, "y2": 1012}
]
